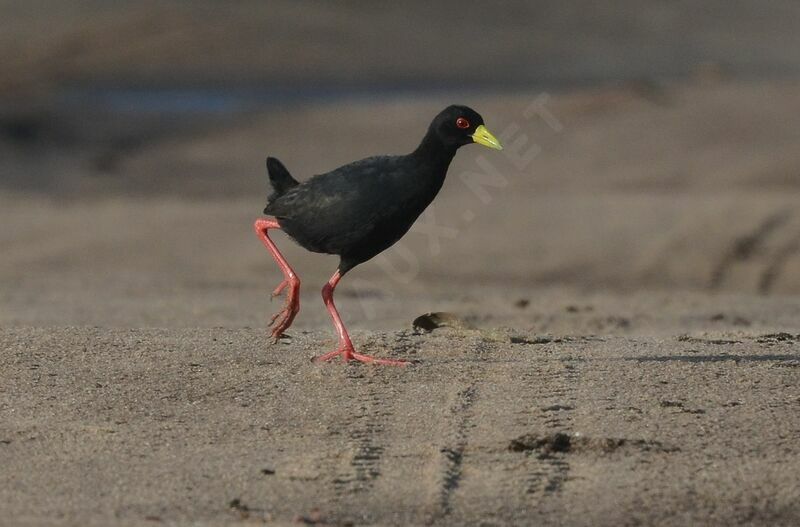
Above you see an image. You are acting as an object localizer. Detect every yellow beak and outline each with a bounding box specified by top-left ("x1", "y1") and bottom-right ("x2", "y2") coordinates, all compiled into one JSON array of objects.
[{"x1": 471, "y1": 124, "x2": 503, "y2": 150}]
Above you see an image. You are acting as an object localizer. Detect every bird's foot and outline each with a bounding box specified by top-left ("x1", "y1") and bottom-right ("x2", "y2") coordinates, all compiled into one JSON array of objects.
[
  {"x1": 313, "y1": 344, "x2": 409, "y2": 366},
  {"x1": 268, "y1": 277, "x2": 300, "y2": 339}
]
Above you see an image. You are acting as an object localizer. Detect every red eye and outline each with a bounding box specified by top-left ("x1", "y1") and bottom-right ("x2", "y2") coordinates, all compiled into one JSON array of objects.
[{"x1": 456, "y1": 117, "x2": 470, "y2": 129}]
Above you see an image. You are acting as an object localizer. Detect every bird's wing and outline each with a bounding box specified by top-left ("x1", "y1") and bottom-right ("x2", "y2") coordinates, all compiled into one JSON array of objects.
[
  {"x1": 264, "y1": 156, "x2": 407, "y2": 249},
  {"x1": 266, "y1": 156, "x2": 396, "y2": 217}
]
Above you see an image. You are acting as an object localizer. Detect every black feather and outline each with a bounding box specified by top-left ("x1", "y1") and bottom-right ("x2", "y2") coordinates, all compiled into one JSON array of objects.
[{"x1": 264, "y1": 157, "x2": 299, "y2": 210}]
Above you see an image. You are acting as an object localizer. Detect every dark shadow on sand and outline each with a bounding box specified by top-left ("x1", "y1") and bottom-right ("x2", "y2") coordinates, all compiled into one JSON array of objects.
[{"x1": 629, "y1": 354, "x2": 799, "y2": 363}]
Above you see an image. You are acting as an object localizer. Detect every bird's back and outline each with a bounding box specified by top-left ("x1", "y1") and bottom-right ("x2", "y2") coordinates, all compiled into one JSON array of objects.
[{"x1": 265, "y1": 154, "x2": 446, "y2": 270}]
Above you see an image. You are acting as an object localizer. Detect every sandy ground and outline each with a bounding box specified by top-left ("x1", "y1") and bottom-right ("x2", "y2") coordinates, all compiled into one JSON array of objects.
[
  {"x1": 2, "y1": 4, "x2": 800, "y2": 520},
  {"x1": 2, "y1": 327, "x2": 799, "y2": 527},
  {"x1": 2, "y1": 80, "x2": 800, "y2": 525}
]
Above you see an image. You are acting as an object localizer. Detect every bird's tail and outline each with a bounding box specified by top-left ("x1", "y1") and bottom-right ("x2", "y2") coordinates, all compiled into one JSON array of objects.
[{"x1": 264, "y1": 157, "x2": 299, "y2": 210}]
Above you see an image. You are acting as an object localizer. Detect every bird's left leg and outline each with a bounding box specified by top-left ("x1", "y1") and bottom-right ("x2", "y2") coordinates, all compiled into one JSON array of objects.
[
  {"x1": 254, "y1": 218, "x2": 300, "y2": 339},
  {"x1": 314, "y1": 270, "x2": 408, "y2": 366}
]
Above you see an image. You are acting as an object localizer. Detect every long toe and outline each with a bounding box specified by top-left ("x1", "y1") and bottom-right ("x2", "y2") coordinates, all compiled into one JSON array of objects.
[
  {"x1": 269, "y1": 310, "x2": 289, "y2": 339},
  {"x1": 269, "y1": 305, "x2": 298, "y2": 339},
  {"x1": 312, "y1": 346, "x2": 409, "y2": 366},
  {"x1": 351, "y1": 352, "x2": 410, "y2": 366},
  {"x1": 312, "y1": 348, "x2": 345, "y2": 363},
  {"x1": 268, "y1": 282, "x2": 300, "y2": 339},
  {"x1": 268, "y1": 306, "x2": 290, "y2": 329}
]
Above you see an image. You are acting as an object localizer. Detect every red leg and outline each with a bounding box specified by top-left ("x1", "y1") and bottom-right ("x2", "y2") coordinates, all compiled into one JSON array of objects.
[
  {"x1": 314, "y1": 270, "x2": 409, "y2": 366},
  {"x1": 254, "y1": 218, "x2": 300, "y2": 340}
]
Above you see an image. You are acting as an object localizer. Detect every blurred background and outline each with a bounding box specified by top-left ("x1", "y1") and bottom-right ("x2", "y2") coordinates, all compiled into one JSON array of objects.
[{"x1": 2, "y1": 1, "x2": 800, "y2": 330}]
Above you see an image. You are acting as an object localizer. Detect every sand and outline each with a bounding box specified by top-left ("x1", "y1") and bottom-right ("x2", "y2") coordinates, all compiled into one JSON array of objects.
[{"x1": 2, "y1": 327, "x2": 799, "y2": 526}]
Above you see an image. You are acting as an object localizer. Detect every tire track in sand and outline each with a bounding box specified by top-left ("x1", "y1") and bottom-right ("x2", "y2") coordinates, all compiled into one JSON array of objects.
[
  {"x1": 329, "y1": 368, "x2": 398, "y2": 499},
  {"x1": 520, "y1": 361, "x2": 581, "y2": 496},
  {"x1": 309, "y1": 337, "x2": 585, "y2": 525},
  {"x1": 451, "y1": 343, "x2": 585, "y2": 525},
  {"x1": 759, "y1": 234, "x2": 800, "y2": 293},
  {"x1": 432, "y1": 384, "x2": 477, "y2": 521},
  {"x1": 710, "y1": 210, "x2": 791, "y2": 290},
  {"x1": 342, "y1": 336, "x2": 485, "y2": 525}
]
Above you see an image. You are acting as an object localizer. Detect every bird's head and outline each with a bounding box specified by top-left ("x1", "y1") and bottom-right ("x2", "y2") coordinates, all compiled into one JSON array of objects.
[{"x1": 430, "y1": 105, "x2": 503, "y2": 151}]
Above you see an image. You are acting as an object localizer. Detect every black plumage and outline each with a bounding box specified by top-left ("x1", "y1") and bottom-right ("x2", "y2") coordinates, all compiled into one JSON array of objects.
[
  {"x1": 264, "y1": 105, "x2": 498, "y2": 274},
  {"x1": 254, "y1": 105, "x2": 502, "y2": 365}
]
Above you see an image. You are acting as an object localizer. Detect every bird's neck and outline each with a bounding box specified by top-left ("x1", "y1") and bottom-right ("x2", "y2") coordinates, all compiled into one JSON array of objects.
[{"x1": 411, "y1": 128, "x2": 458, "y2": 169}]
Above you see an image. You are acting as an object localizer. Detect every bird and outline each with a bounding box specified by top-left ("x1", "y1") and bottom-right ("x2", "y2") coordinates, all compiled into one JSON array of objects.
[{"x1": 254, "y1": 105, "x2": 503, "y2": 365}]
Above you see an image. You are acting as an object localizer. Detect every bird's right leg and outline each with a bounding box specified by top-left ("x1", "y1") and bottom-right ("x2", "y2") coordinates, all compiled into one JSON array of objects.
[
  {"x1": 314, "y1": 270, "x2": 408, "y2": 366},
  {"x1": 254, "y1": 218, "x2": 300, "y2": 340}
]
